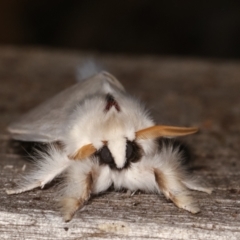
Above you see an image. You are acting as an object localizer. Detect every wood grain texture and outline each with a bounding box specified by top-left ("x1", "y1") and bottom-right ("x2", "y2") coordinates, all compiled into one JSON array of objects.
[{"x1": 0, "y1": 46, "x2": 240, "y2": 239}]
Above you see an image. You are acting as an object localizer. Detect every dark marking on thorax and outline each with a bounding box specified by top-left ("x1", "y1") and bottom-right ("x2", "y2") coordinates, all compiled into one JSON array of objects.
[
  {"x1": 94, "y1": 140, "x2": 142, "y2": 171},
  {"x1": 105, "y1": 94, "x2": 120, "y2": 112}
]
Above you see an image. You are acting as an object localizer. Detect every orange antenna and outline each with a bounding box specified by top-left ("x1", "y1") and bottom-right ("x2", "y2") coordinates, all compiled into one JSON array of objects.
[
  {"x1": 136, "y1": 125, "x2": 198, "y2": 139},
  {"x1": 69, "y1": 144, "x2": 97, "y2": 160}
]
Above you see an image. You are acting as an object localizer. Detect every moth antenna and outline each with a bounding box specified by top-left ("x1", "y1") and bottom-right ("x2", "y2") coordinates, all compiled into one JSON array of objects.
[
  {"x1": 69, "y1": 144, "x2": 97, "y2": 160},
  {"x1": 136, "y1": 125, "x2": 198, "y2": 139}
]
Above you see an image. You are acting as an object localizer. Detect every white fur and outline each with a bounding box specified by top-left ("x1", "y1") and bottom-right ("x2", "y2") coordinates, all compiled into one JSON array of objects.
[
  {"x1": 6, "y1": 73, "x2": 212, "y2": 221},
  {"x1": 64, "y1": 83, "x2": 154, "y2": 160},
  {"x1": 6, "y1": 146, "x2": 71, "y2": 194}
]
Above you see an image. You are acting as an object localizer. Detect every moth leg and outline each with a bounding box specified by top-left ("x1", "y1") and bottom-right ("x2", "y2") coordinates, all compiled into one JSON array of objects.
[
  {"x1": 59, "y1": 172, "x2": 93, "y2": 222},
  {"x1": 6, "y1": 164, "x2": 71, "y2": 195},
  {"x1": 6, "y1": 182, "x2": 43, "y2": 195},
  {"x1": 182, "y1": 178, "x2": 213, "y2": 194},
  {"x1": 154, "y1": 168, "x2": 200, "y2": 213},
  {"x1": 6, "y1": 147, "x2": 72, "y2": 195},
  {"x1": 6, "y1": 170, "x2": 65, "y2": 195}
]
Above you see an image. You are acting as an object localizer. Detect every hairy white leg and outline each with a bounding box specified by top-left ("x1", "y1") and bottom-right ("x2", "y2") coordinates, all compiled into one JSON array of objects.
[
  {"x1": 59, "y1": 172, "x2": 93, "y2": 222},
  {"x1": 154, "y1": 168, "x2": 200, "y2": 213},
  {"x1": 6, "y1": 146, "x2": 72, "y2": 195},
  {"x1": 58, "y1": 162, "x2": 93, "y2": 222}
]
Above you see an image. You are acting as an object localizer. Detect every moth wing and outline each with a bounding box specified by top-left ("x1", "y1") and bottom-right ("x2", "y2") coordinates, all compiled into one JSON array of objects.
[{"x1": 8, "y1": 71, "x2": 125, "y2": 142}]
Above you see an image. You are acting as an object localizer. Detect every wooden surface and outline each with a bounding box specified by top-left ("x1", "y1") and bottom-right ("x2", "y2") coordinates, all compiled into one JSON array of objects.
[{"x1": 1, "y1": 46, "x2": 240, "y2": 239}]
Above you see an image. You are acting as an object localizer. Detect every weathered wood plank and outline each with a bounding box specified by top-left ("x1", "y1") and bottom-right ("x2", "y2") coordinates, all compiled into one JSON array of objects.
[{"x1": 0, "y1": 46, "x2": 240, "y2": 239}]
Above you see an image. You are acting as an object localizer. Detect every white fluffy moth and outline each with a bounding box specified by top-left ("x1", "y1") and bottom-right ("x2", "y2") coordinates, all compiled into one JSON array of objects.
[{"x1": 6, "y1": 70, "x2": 212, "y2": 222}]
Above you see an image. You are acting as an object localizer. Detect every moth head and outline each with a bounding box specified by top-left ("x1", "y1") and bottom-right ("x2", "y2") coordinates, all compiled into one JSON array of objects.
[
  {"x1": 67, "y1": 87, "x2": 198, "y2": 168},
  {"x1": 70, "y1": 125, "x2": 198, "y2": 169}
]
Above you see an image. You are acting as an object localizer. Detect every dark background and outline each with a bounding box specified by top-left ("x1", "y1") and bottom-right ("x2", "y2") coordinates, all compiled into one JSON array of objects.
[{"x1": 0, "y1": 0, "x2": 240, "y2": 59}]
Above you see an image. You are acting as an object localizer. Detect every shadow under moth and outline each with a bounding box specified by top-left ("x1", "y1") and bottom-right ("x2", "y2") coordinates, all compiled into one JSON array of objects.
[{"x1": 6, "y1": 71, "x2": 212, "y2": 221}]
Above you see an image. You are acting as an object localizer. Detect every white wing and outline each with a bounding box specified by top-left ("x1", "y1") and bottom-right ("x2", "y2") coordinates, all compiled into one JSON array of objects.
[{"x1": 8, "y1": 72, "x2": 125, "y2": 142}]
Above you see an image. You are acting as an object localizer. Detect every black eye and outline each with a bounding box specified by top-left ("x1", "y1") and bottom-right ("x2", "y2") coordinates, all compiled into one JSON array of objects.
[
  {"x1": 126, "y1": 140, "x2": 141, "y2": 163},
  {"x1": 126, "y1": 141, "x2": 134, "y2": 160},
  {"x1": 99, "y1": 146, "x2": 114, "y2": 164}
]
